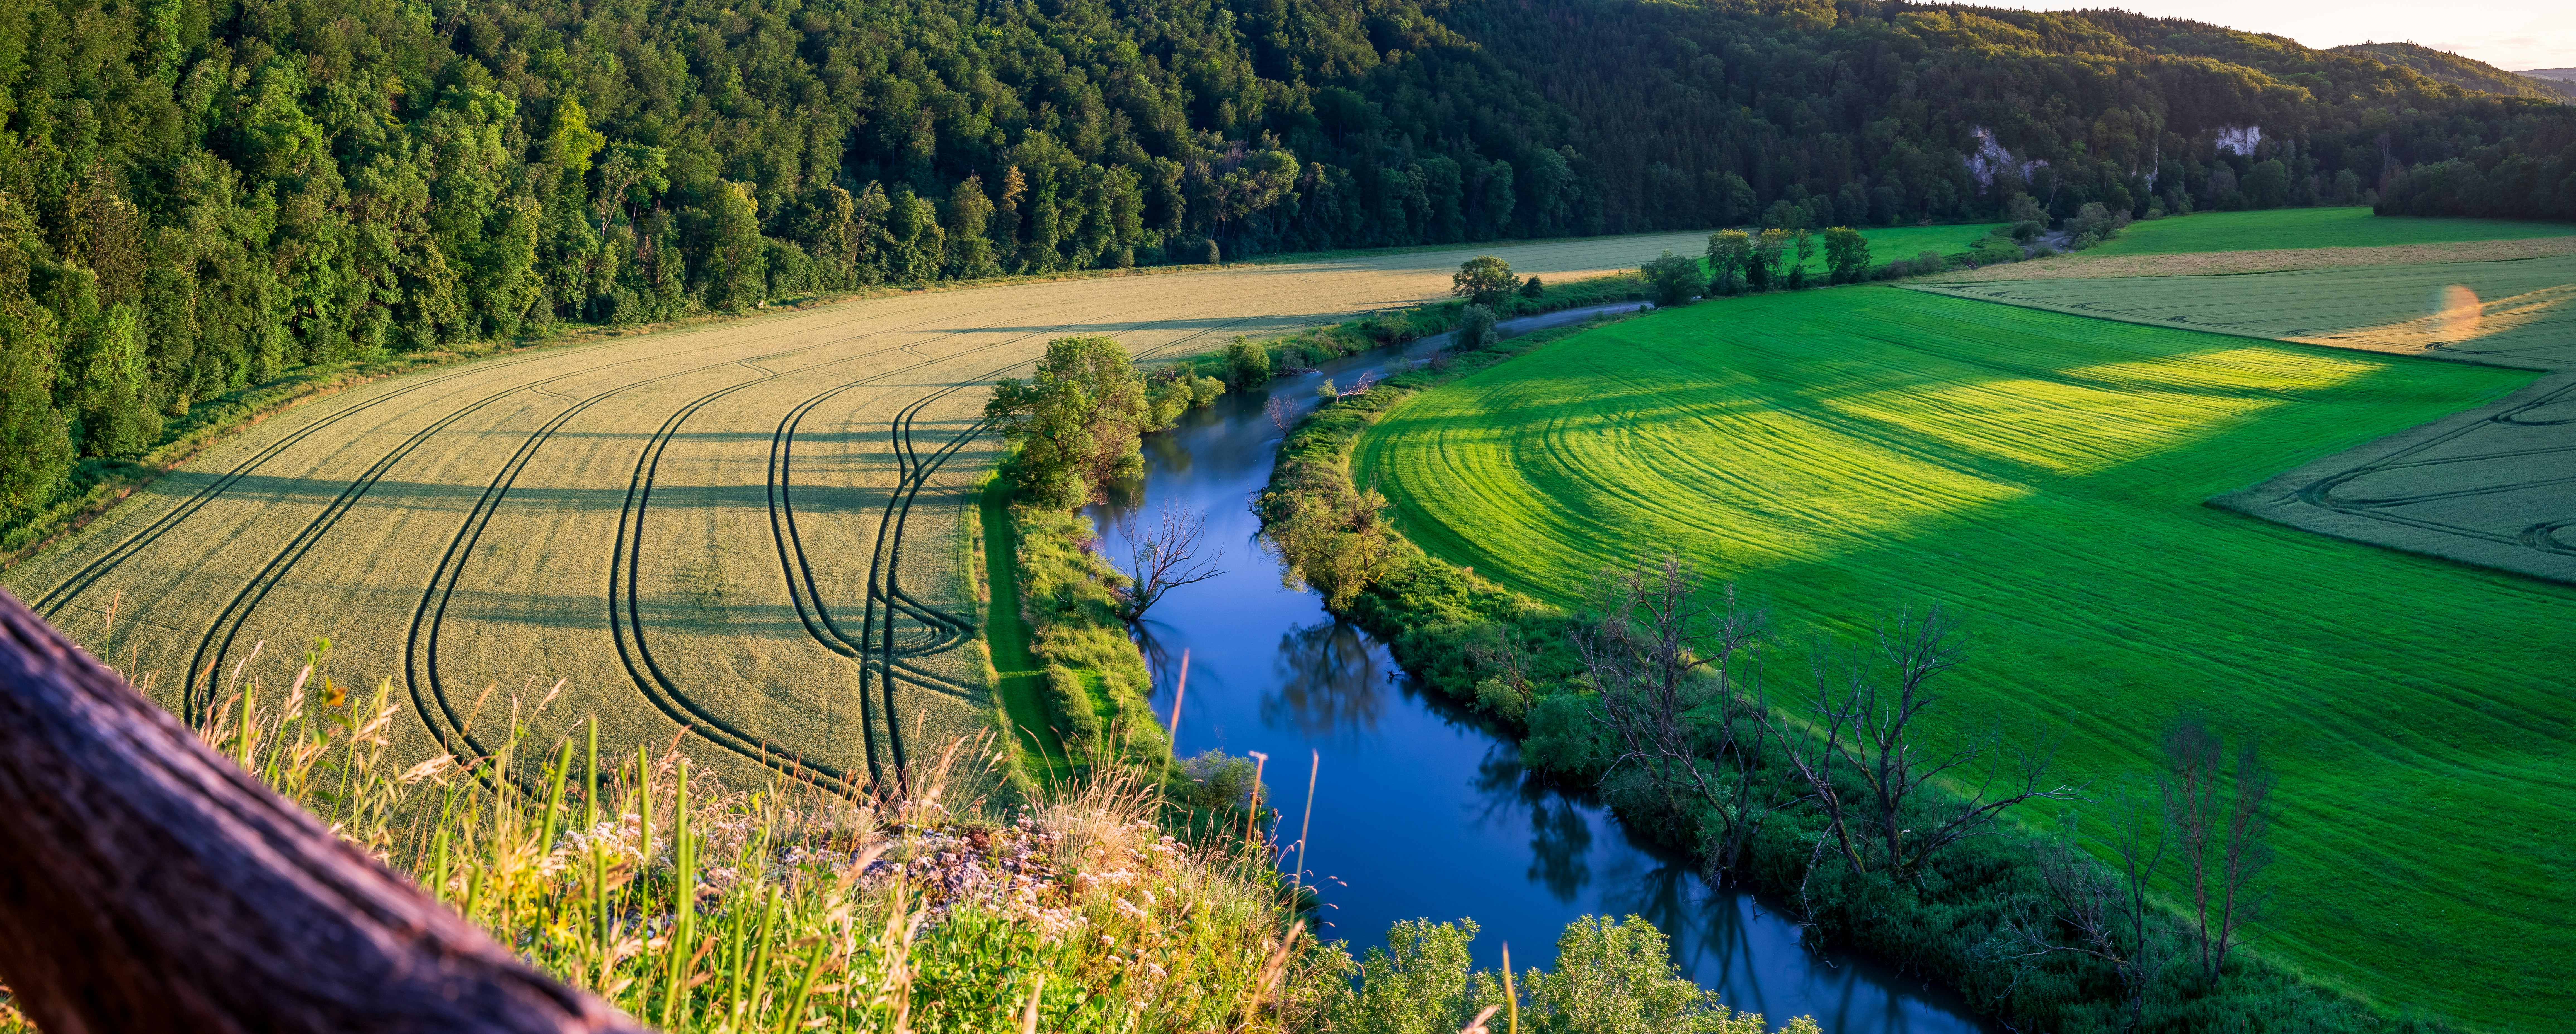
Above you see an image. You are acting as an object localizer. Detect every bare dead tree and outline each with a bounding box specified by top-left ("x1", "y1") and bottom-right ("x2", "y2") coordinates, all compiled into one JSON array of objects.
[
  {"x1": 0, "y1": 588, "x2": 641, "y2": 1034},
  {"x1": 1266, "y1": 393, "x2": 1295, "y2": 435},
  {"x1": 1763, "y1": 605, "x2": 2078, "y2": 880},
  {"x1": 1113, "y1": 508, "x2": 1225, "y2": 622},
  {"x1": 1995, "y1": 784, "x2": 2169, "y2": 1028},
  {"x1": 1576, "y1": 557, "x2": 1797, "y2": 881},
  {"x1": 2163, "y1": 714, "x2": 2272, "y2": 984}
]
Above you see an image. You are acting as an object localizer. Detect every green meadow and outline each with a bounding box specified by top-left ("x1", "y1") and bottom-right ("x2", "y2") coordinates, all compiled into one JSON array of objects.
[
  {"x1": 1837, "y1": 221, "x2": 2007, "y2": 269},
  {"x1": 1353, "y1": 286, "x2": 2576, "y2": 1029},
  {"x1": 2089, "y1": 206, "x2": 2570, "y2": 255},
  {"x1": 1632, "y1": 222, "x2": 2003, "y2": 277}
]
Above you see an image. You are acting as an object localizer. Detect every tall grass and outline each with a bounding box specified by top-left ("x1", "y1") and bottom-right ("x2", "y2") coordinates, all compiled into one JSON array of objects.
[{"x1": 0, "y1": 647, "x2": 1340, "y2": 1033}]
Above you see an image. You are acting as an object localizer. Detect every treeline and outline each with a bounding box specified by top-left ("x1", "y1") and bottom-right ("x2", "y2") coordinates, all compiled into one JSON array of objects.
[{"x1": 3, "y1": 0, "x2": 2572, "y2": 527}]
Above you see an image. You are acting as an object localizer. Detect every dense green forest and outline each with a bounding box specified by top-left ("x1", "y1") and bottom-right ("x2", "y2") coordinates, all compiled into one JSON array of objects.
[
  {"x1": 1, "y1": 0, "x2": 2572, "y2": 526},
  {"x1": 2330, "y1": 42, "x2": 2576, "y2": 104}
]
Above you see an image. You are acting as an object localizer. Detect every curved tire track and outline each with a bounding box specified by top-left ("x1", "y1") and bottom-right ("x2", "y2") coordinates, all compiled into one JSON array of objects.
[
  {"x1": 2291, "y1": 376, "x2": 2576, "y2": 558},
  {"x1": 28, "y1": 352, "x2": 560, "y2": 620}
]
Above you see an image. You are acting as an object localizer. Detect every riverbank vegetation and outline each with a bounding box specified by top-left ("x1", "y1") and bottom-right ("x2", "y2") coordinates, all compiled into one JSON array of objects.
[
  {"x1": 1256, "y1": 281, "x2": 2558, "y2": 1030},
  {"x1": 980, "y1": 265, "x2": 1649, "y2": 782}
]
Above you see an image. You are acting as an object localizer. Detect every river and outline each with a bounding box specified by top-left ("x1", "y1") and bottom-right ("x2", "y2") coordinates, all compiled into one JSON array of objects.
[{"x1": 1085, "y1": 306, "x2": 1988, "y2": 1033}]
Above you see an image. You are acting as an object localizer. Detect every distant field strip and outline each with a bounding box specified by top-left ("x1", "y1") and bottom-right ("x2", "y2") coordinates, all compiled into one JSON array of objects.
[
  {"x1": 1928, "y1": 235, "x2": 2576, "y2": 282},
  {"x1": 2085, "y1": 206, "x2": 2573, "y2": 255},
  {"x1": 1, "y1": 229, "x2": 1717, "y2": 791},
  {"x1": 1354, "y1": 286, "x2": 2575, "y2": 1028},
  {"x1": 1915, "y1": 253, "x2": 2576, "y2": 583}
]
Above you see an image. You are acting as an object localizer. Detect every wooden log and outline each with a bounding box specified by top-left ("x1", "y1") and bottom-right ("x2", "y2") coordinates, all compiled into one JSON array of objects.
[{"x1": 0, "y1": 588, "x2": 646, "y2": 1034}]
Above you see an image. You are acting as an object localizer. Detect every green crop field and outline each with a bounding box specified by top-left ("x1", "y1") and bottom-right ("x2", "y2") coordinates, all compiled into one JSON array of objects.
[
  {"x1": 1354, "y1": 285, "x2": 2576, "y2": 1030},
  {"x1": 2090, "y1": 206, "x2": 2569, "y2": 255},
  {"x1": 1914, "y1": 253, "x2": 2576, "y2": 584}
]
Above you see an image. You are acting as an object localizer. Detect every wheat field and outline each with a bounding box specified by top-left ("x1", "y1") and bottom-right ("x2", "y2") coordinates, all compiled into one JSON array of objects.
[{"x1": 0, "y1": 230, "x2": 1714, "y2": 791}]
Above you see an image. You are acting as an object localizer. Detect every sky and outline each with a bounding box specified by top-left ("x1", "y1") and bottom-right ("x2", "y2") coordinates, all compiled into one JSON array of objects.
[{"x1": 1969, "y1": 0, "x2": 2572, "y2": 71}]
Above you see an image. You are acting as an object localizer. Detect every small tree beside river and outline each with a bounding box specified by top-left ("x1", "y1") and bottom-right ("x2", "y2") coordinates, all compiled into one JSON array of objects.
[{"x1": 985, "y1": 335, "x2": 1151, "y2": 508}]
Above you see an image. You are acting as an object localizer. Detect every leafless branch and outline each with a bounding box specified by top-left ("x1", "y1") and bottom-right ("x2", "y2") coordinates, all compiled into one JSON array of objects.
[
  {"x1": 1762, "y1": 605, "x2": 2078, "y2": 880},
  {"x1": 2164, "y1": 714, "x2": 2270, "y2": 985},
  {"x1": 1577, "y1": 557, "x2": 1797, "y2": 882},
  {"x1": 1113, "y1": 508, "x2": 1225, "y2": 622}
]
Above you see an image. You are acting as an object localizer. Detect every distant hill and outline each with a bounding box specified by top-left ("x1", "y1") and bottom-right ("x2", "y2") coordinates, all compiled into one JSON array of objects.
[{"x1": 2332, "y1": 42, "x2": 2576, "y2": 102}]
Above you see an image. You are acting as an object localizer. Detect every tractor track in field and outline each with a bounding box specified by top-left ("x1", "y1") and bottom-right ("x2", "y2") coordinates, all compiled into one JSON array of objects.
[
  {"x1": 39, "y1": 296, "x2": 999, "y2": 632},
  {"x1": 185, "y1": 365, "x2": 633, "y2": 724},
  {"x1": 405, "y1": 344, "x2": 883, "y2": 781},
  {"x1": 440, "y1": 318, "x2": 1016, "y2": 784},
  {"x1": 57, "y1": 299, "x2": 990, "y2": 721},
  {"x1": 208, "y1": 336, "x2": 886, "y2": 740},
  {"x1": 615, "y1": 307, "x2": 1144, "y2": 785},
  {"x1": 766, "y1": 311, "x2": 1268, "y2": 786},
  {"x1": 2293, "y1": 376, "x2": 2576, "y2": 559},
  {"x1": 767, "y1": 386, "x2": 988, "y2": 748},
  {"x1": 68, "y1": 294, "x2": 1019, "y2": 773},
  {"x1": 27, "y1": 351, "x2": 563, "y2": 624}
]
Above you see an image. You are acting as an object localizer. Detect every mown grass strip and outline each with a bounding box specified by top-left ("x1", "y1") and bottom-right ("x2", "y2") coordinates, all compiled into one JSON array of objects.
[{"x1": 980, "y1": 480, "x2": 1068, "y2": 782}]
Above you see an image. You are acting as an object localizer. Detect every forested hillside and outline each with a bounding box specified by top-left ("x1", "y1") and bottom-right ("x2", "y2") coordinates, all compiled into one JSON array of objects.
[
  {"x1": 2331, "y1": 42, "x2": 2576, "y2": 104},
  {"x1": 1, "y1": 0, "x2": 2573, "y2": 531}
]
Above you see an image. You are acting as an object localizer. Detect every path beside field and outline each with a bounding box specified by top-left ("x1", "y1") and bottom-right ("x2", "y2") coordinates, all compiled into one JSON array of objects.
[
  {"x1": 0, "y1": 232, "x2": 1710, "y2": 789},
  {"x1": 1911, "y1": 253, "x2": 2576, "y2": 584}
]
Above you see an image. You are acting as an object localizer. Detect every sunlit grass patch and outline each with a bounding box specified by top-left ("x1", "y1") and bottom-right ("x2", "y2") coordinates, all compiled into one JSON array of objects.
[{"x1": 1352, "y1": 285, "x2": 2575, "y2": 1030}]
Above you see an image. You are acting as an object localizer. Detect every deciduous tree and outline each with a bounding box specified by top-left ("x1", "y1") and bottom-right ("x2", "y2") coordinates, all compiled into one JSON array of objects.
[
  {"x1": 1451, "y1": 256, "x2": 1519, "y2": 308},
  {"x1": 986, "y1": 336, "x2": 1151, "y2": 508},
  {"x1": 1821, "y1": 227, "x2": 1871, "y2": 284}
]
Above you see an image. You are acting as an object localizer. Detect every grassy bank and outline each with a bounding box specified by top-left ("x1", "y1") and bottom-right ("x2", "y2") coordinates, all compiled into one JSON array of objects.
[
  {"x1": 1258, "y1": 284, "x2": 2528, "y2": 1032},
  {"x1": 994, "y1": 487, "x2": 1168, "y2": 772},
  {"x1": 0, "y1": 658, "x2": 1338, "y2": 1032},
  {"x1": 979, "y1": 477, "x2": 1068, "y2": 787}
]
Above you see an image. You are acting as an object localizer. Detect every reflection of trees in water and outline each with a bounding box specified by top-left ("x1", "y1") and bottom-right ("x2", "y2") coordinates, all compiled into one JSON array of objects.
[
  {"x1": 1466, "y1": 745, "x2": 1935, "y2": 1033},
  {"x1": 1134, "y1": 621, "x2": 1180, "y2": 708},
  {"x1": 1470, "y1": 748, "x2": 1593, "y2": 902},
  {"x1": 1598, "y1": 829, "x2": 1960, "y2": 1034},
  {"x1": 1264, "y1": 619, "x2": 1385, "y2": 738}
]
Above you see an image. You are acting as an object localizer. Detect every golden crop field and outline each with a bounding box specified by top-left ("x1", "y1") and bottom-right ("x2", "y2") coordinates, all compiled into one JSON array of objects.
[{"x1": 0, "y1": 231, "x2": 1714, "y2": 790}]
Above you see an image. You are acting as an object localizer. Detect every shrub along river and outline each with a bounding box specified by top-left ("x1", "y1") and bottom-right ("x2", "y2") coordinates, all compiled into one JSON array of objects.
[{"x1": 1085, "y1": 307, "x2": 1988, "y2": 1033}]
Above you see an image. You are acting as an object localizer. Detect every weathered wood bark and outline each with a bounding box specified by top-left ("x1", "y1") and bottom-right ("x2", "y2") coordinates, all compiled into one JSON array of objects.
[{"x1": 0, "y1": 588, "x2": 647, "y2": 1034}]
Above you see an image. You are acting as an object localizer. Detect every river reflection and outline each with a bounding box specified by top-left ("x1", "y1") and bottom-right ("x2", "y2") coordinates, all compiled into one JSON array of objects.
[
  {"x1": 1265, "y1": 619, "x2": 1388, "y2": 740},
  {"x1": 1085, "y1": 308, "x2": 1989, "y2": 1033}
]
